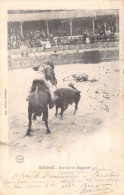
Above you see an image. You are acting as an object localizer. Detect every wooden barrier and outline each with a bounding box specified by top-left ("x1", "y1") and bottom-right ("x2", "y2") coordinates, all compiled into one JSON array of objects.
[{"x1": 9, "y1": 47, "x2": 119, "y2": 69}]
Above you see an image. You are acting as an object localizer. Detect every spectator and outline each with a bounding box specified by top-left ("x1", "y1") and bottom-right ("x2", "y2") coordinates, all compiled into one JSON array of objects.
[
  {"x1": 70, "y1": 37, "x2": 73, "y2": 44},
  {"x1": 54, "y1": 37, "x2": 58, "y2": 45},
  {"x1": 45, "y1": 39, "x2": 51, "y2": 49},
  {"x1": 57, "y1": 37, "x2": 61, "y2": 45},
  {"x1": 85, "y1": 35, "x2": 90, "y2": 44},
  {"x1": 105, "y1": 27, "x2": 111, "y2": 41}
]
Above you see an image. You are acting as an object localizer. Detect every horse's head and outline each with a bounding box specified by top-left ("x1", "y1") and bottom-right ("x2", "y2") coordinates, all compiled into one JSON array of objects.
[{"x1": 45, "y1": 66, "x2": 57, "y2": 85}]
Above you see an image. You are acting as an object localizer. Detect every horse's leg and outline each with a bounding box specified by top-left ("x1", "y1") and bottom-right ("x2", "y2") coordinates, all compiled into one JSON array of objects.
[
  {"x1": 73, "y1": 103, "x2": 78, "y2": 115},
  {"x1": 55, "y1": 105, "x2": 58, "y2": 116},
  {"x1": 60, "y1": 106, "x2": 64, "y2": 119},
  {"x1": 44, "y1": 106, "x2": 50, "y2": 134},
  {"x1": 33, "y1": 113, "x2": 37, "y2": 120},
  {"x1": 26, "y1": 106, "x2": 32, "y2": 136}
]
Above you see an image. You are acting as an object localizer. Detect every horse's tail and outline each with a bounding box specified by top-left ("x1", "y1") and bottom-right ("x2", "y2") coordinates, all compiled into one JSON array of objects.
[
  {"x1": 28, "y1": 87, "x2": 40, "y2": 111},
  {"x1": 28, "y1": 87, "x2": 48, "y2": 115},
  {"x1": 35, "y1": 86, "x2": 39, "y2": 95}
]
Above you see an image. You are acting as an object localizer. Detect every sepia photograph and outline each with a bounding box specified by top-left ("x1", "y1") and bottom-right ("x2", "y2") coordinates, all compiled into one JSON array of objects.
[
  {"x1": 8, "y1": 9, "x2": 120, "y2": 154},
  {"x1": 0, "y1": 2, "x2": 124, "y2": 195}
]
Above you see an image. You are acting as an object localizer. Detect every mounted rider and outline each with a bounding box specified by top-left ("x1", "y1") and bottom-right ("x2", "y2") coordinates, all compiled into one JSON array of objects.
[{"x1": 26, "y1": 61, "x2": 58, "y2": 109}]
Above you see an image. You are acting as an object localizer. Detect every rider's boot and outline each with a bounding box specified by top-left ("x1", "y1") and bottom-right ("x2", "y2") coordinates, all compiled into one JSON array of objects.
[
  {"x1": 26, "y1": 95, "x2": 29, "y2": 101},
  {"x1": 26, "y1": 97, "x2": 29, "y2": 101},
  {"x1": 49, "y1": 94, "x2": 54, "y2": 109},
  {"x1": 26, "y1": 92, "x2": 30, "y2": 101},
  {"x1": 26, "y1": 84, "x2": 33, "y2": 101},
  {"x1": 48, "y1": 92, "x2": 59, "y2": 109},
  {"x1": 26, "y1": 87, "x2": 33, "y2": 101}
]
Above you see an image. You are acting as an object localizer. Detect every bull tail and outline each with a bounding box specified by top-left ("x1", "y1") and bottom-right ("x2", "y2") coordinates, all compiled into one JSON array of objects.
[
  {"x1": 74, "y1": 86, "x2": 81, "y2": 94},
  {"x1": 75, "y1": 88, "x2": 81, "y2": 93},
  {"x1": 68, "y1": 83, "x2": 81, "y2": 93}
]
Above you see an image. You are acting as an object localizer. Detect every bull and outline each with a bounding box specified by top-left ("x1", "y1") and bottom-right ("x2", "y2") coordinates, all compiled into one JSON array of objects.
[{"x1": 54, "y1": 84, "x2": 81, "y2": 119}]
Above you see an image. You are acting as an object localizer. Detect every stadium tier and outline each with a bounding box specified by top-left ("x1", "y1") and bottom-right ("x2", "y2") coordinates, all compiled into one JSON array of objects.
[{"x1": 8, "y1": 9, "x2": 119, "y2": 50}]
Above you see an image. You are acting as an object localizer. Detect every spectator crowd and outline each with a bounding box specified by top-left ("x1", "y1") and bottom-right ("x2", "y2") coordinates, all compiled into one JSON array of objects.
[{"x1": 8, "y1": 22, "x2": 117, "y2": 50}]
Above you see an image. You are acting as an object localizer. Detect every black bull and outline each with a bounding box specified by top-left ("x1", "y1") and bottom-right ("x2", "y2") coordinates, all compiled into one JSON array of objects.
[{"x1": 54, "y1": 88, "x2": 81, "y2": 119}]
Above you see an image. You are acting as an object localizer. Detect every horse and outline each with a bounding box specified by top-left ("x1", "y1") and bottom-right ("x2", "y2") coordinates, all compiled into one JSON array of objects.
[
  {"x1": 54, "y1": 84, "x2": 81, "y2": 119},
  {"x1": 26, "y1": 66, "x2": 57, "y2": 136}
]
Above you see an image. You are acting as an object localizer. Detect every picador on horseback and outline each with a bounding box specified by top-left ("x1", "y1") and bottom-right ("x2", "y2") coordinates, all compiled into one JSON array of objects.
[
  {"x1": 26, "y1": 61, "x2": 58, "y2": 109},
  {"x1": 26, "y1": 60, "x2": 59, "y2": 135}
]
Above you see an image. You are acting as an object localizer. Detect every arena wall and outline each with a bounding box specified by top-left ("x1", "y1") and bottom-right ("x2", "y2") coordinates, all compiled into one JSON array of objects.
[{"x1": 8, "y1": 47, "x2": 119, "y2": 69}]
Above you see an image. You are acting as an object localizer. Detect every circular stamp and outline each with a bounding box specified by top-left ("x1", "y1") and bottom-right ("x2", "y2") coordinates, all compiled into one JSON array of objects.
[{"x1": 15, "y1": 155, "x2": 24, "y2": 163}]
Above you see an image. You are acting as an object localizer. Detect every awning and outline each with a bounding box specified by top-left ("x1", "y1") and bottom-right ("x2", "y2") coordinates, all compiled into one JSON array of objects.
[{"x1": 8, "y1": 9, "x2": 119, "y2": 22}]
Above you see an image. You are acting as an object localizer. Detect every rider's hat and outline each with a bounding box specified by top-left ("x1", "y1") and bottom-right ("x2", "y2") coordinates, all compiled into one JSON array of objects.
[
  {"x1": 33, "y1": 65, "x2": 40, "y2": 71},
  {"x1": 45, "y1": 61, "x2": 54, "y2": 69}
]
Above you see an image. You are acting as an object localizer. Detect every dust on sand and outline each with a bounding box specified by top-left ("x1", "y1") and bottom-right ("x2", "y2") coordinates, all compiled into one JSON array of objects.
[{"x1": 8, "y1": 61, "x2": 123, "y2": 160}]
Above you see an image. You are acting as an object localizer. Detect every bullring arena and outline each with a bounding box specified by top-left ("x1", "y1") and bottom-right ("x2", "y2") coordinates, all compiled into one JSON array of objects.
[{"x1": 8, "y1": 10, "x2": 123, "y2": 160}]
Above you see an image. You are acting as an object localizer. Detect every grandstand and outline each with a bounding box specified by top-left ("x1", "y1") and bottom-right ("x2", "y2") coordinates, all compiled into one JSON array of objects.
[
  {"x1": 8, "y1": 9, "x2": 119, "y2": 49},
  {"x1": 7, "y1": 9, "x2": 119, "y2": 67}
]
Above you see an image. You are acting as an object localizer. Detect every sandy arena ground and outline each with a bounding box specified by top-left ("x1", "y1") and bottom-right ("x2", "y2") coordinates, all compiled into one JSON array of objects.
[{"x1": 8, "y1": 61, "x2": 123, "y2": 164}]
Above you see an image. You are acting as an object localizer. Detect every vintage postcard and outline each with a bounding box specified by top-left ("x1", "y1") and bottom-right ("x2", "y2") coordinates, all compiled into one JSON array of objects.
[{"x1": 0, "y1": 1, "x2": 124, "y2": 195}]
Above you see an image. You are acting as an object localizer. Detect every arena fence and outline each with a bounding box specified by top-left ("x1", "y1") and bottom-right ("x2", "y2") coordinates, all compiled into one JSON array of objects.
[
  {"x1": 8, "y1": 41, "x2": 119, "y2": 57},
  {"x1": 8, "y1": 47, "x2": 119, "y2": 69}
]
